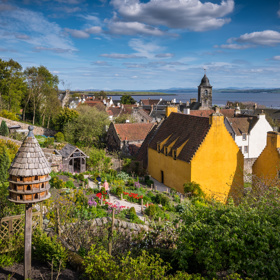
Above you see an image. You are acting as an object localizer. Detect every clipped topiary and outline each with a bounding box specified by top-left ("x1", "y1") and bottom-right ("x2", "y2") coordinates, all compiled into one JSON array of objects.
[
  {"x1": 116, "y1": 186, "x2": 123, "y2": 197},
  {"x1": 0, "y1": 120, "x2": 9, "y2": 136}
]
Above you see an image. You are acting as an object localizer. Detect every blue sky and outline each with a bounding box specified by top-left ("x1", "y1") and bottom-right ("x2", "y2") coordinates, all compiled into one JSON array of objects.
[{"x1": 0, "y1": 0, "x2": 280, "y2": 90}]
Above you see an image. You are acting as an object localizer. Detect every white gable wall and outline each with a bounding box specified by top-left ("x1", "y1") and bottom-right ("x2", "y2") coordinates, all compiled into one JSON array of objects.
[
  {"x1": 248, "y1": 114, "x2": 273, "y2": 158},
  {"x1": 235, "y1": 135, "x2": 249, "y2": 158}
]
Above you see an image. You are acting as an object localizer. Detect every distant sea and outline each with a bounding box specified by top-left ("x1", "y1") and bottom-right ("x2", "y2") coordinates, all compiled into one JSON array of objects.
[{"x1": 109, "y1": 91, "x2": 280, "y2": 108}]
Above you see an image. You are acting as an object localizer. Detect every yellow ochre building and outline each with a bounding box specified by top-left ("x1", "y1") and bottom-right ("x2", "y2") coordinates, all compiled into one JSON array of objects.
[
  {"x1": 147, "y1": 109, "x2": 244, "y2": 203},
  {"x1": 252, "y1": 131, "x2": 280, "y2": 180}
]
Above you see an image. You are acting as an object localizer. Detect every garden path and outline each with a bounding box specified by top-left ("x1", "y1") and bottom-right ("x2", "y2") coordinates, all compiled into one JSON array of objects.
[{"x1": 84, "y1": 175, "x2": 172, "y2": 221}]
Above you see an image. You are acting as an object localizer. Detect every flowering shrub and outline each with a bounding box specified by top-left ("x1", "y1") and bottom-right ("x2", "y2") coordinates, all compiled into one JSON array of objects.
[{"x1": 88, "y1": 197, "x2": 97, "y2": 207}]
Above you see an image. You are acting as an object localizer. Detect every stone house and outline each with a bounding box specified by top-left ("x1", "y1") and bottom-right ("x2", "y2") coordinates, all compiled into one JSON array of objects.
[
  {"x1": 106, "y1": 122, "x2": 155, "y2": 156},
  {"x1": 252, "y1": 131, "x2": 280, "y2": 180},
  {"x1": 146, "y1": 109, "x2": 244, "y2": 203}
]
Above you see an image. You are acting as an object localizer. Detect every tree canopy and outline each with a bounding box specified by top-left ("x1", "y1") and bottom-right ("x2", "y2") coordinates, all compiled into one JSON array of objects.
[
  {"x1": 120, "y1": 94, "x2": 136, "y2": 105},
  {"x1": 63, "y1": 105, "x2": 110, "y2": 147}
]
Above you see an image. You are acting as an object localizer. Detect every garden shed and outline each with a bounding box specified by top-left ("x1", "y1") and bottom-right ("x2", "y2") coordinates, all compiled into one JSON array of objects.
[{"x1": 58, "y1": 144, "x2": 88, "y2": 173}]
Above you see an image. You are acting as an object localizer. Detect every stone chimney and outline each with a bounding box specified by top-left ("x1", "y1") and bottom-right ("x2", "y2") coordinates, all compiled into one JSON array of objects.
[
  {"x1": 209, "y1": 107, "x2": 224, "y2": 125},
  {"x1": 183, "y1": 108, "x2": 190, "y2": 115},
  {"x1": 266, "y1": 131, "x2": 280, "y2": 149},
  {"x1": 234, "y1": 103, "x2": 241, "y2": 116}
]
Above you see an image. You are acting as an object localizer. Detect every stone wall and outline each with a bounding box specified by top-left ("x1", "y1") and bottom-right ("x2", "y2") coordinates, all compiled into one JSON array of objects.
[
  {"x1": 0, "y1": 117, "x2": 56, "y2": 136},
  {"x1": 244, "y1": 158, "x2": 257, "y2": 182}
]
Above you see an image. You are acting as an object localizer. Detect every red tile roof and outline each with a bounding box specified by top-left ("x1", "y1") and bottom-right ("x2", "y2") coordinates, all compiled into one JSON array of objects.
[
  {"x1": 141, "y1": 99, "x2": 160, "y2": 106},
  {"x1": 149, "y1": 112, "x2": 210, "y2": 162},
  {"x1": 114, "y1": 123, "x2": 154, "y2": 141},
  {"x1": 107, "y1": 107, "x2": 121, "y2": 117},
  {"x1": 190, "y1": 109, "x2": 235, "y2": 118}
]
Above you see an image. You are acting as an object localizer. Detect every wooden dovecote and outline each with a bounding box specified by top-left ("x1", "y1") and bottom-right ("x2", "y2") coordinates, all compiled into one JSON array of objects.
[{"x1": 8, "y1": 126, "x2": 51, "y2": 204}]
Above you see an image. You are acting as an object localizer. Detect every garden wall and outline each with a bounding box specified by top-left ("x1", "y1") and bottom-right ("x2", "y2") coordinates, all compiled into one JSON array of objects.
[{"x1": 0, "y1": 117, "x2": 56, "y2": 136}]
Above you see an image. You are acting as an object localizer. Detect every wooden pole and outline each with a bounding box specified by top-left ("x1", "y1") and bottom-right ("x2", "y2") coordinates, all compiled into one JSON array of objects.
[
  {"x1": 24, "y1": 203, "x2": 32, "y2": 280},
  {"x1": 121, "y1": 193, "x2": 123, "y2": 200},
  {"x1": 108, "y1": 208, "x2": 115, "y2": 255},
  {"x1": 141, "y1": 198, "x2": 144, "y2": 214}
]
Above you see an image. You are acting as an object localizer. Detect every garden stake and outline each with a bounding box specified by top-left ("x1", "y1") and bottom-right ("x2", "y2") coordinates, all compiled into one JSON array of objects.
[
  {"x1": 121, "y1": 193, "x2": 123, "y2": 200},
  {"x1": 141, "y1": 198, "x2": 144, "y2": 214}
]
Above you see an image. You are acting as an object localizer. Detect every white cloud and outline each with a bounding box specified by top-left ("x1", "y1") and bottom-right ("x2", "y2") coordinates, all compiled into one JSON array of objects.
[
  {"x1": 85, "y1": 26, "x2": 102, "y2": 34},
  {"x1": 92, "y1": 60, "x2": 111, "y2": 66},
  {"x1": 235, "y1": 30, "x2": 280, "y2": 46},
  {"x1": 111, "y1": 0, "x2": 234, "y2": 32},
  {"x1": 100, "y1": 53, "x2": 145, "y2": 59},
  {"x1": 0, "y1": 4, "x2": 77, "y2": 53},
  {"x1": 64, "y1": 28, "x2": 90, "y2": 38},
  {"x1": 216, "y1": 30, "x2": 280, "y2": 49},
  {"x1": 129, "y1": 39, "x2": 162, "y2": 58},
  {"x1": 272, "y1": 55, "x2": 280, "y2": 60},
  {"x1": 107, "y1": 20, "x2": 166, "y2": 36},
  {"x1": 215, "y1": 43, "x2": 252, "y2": 49},
  {"x1": 33, "y1": 46, "x2": 75, "y2": 53},
  {"x1": 155, "y1": 53, "x2": 174, "y2": 58}
]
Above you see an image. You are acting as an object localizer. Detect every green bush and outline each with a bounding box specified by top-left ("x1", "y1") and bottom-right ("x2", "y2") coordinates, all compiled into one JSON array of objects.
[
  {"x1": 183, "y1": 182, "x2": 205, "y2": 198},
  {"x1": 116, "y1": 186, "x2": 123, "y2": 197},
  {"x1": 154, "y1": 193, "x2": 170, "y2": 206},
  {"x1": 49, "y1": 176, "x2": 65, "y2": 189},
  {"x1": 65, "y1": 180, "x2": 75, "y2": 189},
  {"x1": 32, "y1": 229, "x2": 68, "y2": 270},
  {"x1": 0, "y1": 110, "x2": 19, "y2": 121},
  {"x1": 145, "y1": 204, "x2": 157, "y2": 218},
  {"x1": 83, "y1": 245, "x2": 170, "y2": 280},
  {"x1": 129, "y1": 207, "x2": 136, "y2": 216},
  {"x1": 146, "y1": 179, "x2": 154, "y2": 187},
  {"x1": 54, "y1": 132, "x2": 64, "y2": 142},
  {"x1": 175, "y1": 195, "x2": 280, "y2": 278}
]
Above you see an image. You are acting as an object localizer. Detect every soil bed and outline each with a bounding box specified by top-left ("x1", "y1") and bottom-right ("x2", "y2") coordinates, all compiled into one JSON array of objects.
[{"x1": 0, "y1": 262, "x2": 82, "y2": 280}]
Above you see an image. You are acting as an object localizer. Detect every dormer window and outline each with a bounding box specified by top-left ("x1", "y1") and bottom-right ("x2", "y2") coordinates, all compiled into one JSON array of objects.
[
  {"x1": 173, "y1": 149, "x2": 177, "y2": 160},
  {"x1": 157, "y1": 143, "x2": 161, "y2": 153},
  {"x1": 242, "y1": 133, "x2": 247, "y2": 141}
]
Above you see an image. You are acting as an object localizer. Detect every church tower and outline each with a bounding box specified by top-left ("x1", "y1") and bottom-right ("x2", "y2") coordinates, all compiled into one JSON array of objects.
[{"x1": 198, "y1": 72, "x2": 212, "y2": 109}]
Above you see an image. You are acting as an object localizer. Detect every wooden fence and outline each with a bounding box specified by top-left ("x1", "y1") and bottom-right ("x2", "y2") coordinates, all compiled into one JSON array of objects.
[{"x1": 0, "y1": 211, "x2": 42, "y2": 253}]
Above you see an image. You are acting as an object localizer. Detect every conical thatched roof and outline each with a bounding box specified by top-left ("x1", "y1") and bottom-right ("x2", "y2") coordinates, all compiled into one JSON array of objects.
[{"x1": 9, "y1": 126, "x2": 51, "y2": 177}]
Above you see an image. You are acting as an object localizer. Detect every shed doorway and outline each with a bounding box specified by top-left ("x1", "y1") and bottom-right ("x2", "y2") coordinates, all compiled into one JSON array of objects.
[{"x1": 74, "y1": 158, "x2": 81, "y2": 173}]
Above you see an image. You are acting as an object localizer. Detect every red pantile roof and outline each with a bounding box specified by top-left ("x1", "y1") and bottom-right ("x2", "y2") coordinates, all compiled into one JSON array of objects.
[
  {"x1": 149, "y1": 112, "x2": 210, "y2": 162},
  {"x1": 114, "y1": 123, "x2": 154, "y2": 141},
  {"x1": 190, "y1": 109, "x2": 235, "y2": 118},
  {"x1": 141, "y1": 99, "x2": 160, "y2": 106},
  {"x1": 107, "y1": 106, "x2": 121, "y2": 117}
]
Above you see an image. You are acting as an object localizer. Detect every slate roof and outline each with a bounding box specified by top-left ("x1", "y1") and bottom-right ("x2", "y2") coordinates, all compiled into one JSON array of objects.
[
  {"x1": 190, "y1": 109, "x2": 235, "y2": 118},
  {"x1": 114, "y1": 123, "x2": 154, "y2": 141},
  {"x1": 137, "y1": 123, "x2": 160, "y2": 169},
  {"x1": 199, "y1": 74, "x2": 211, "y2": 87},
  {"x1": 58, "y1": 144, "x2": 88, "y2": 159},
  {"x1": 226, "y1": 116, "x2": 258, "y2": 136},
  {"x1": 107, "y1": 106, "x2": 121, "y2": 117},
  {"x1": 149, "y1": 112, "x2": 211, "y2": 163},
  {"x1": 9, "y1": 126, "x2": 51, "y2": 177}
]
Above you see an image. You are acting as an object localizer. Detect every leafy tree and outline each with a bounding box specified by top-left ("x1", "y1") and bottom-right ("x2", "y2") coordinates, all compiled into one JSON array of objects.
[
  {"x1": 0, "y1": 120, "x2": 9, "y2": 136},
  {"x1": 0, "y1": 58, "x2": 27, "y2": 113},
  {"x1": 85, "y1": 147, "x2": 112, "y2": 172},
  {"x1": 23, "y1": 66, "x2": 59, "y2": 124},
  {"x1": 54, "y1": 132, "x2": 65, "y2": 142},
  {"x1": 120, "y1": 94, "x2": 136, "y2": 105},
  {"x1": 53, "y1": 107, "x2": 79, "y2": 131},
  {"x1": 94, "y1": 90, "x2": 107, "y2": 100},
  {"x1": 0, "y1": 145, "x2": 10, "y2": 182},
  {"x1": 64, "y1": 106, "x2": 109, "y2": 147},
  {"x1": 115, "y1": 113, "x2": 135, "y2": 124}
]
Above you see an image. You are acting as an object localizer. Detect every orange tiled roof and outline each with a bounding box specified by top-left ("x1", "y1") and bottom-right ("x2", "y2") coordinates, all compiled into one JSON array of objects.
[
  {"x1": 190, "y1": 109, "x2": 235, "y2": 118},
  {"x1": 141, "y1": 99, "x2": 160, "y2": 106},
  {"x1": 114, "y1": 123, "x2": 154, "y2": 141}
]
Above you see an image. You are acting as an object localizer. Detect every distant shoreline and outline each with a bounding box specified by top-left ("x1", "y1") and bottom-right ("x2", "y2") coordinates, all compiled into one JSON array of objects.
[{"x1": 71, "y1": 91, "x2": 174, "y2": 96}]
